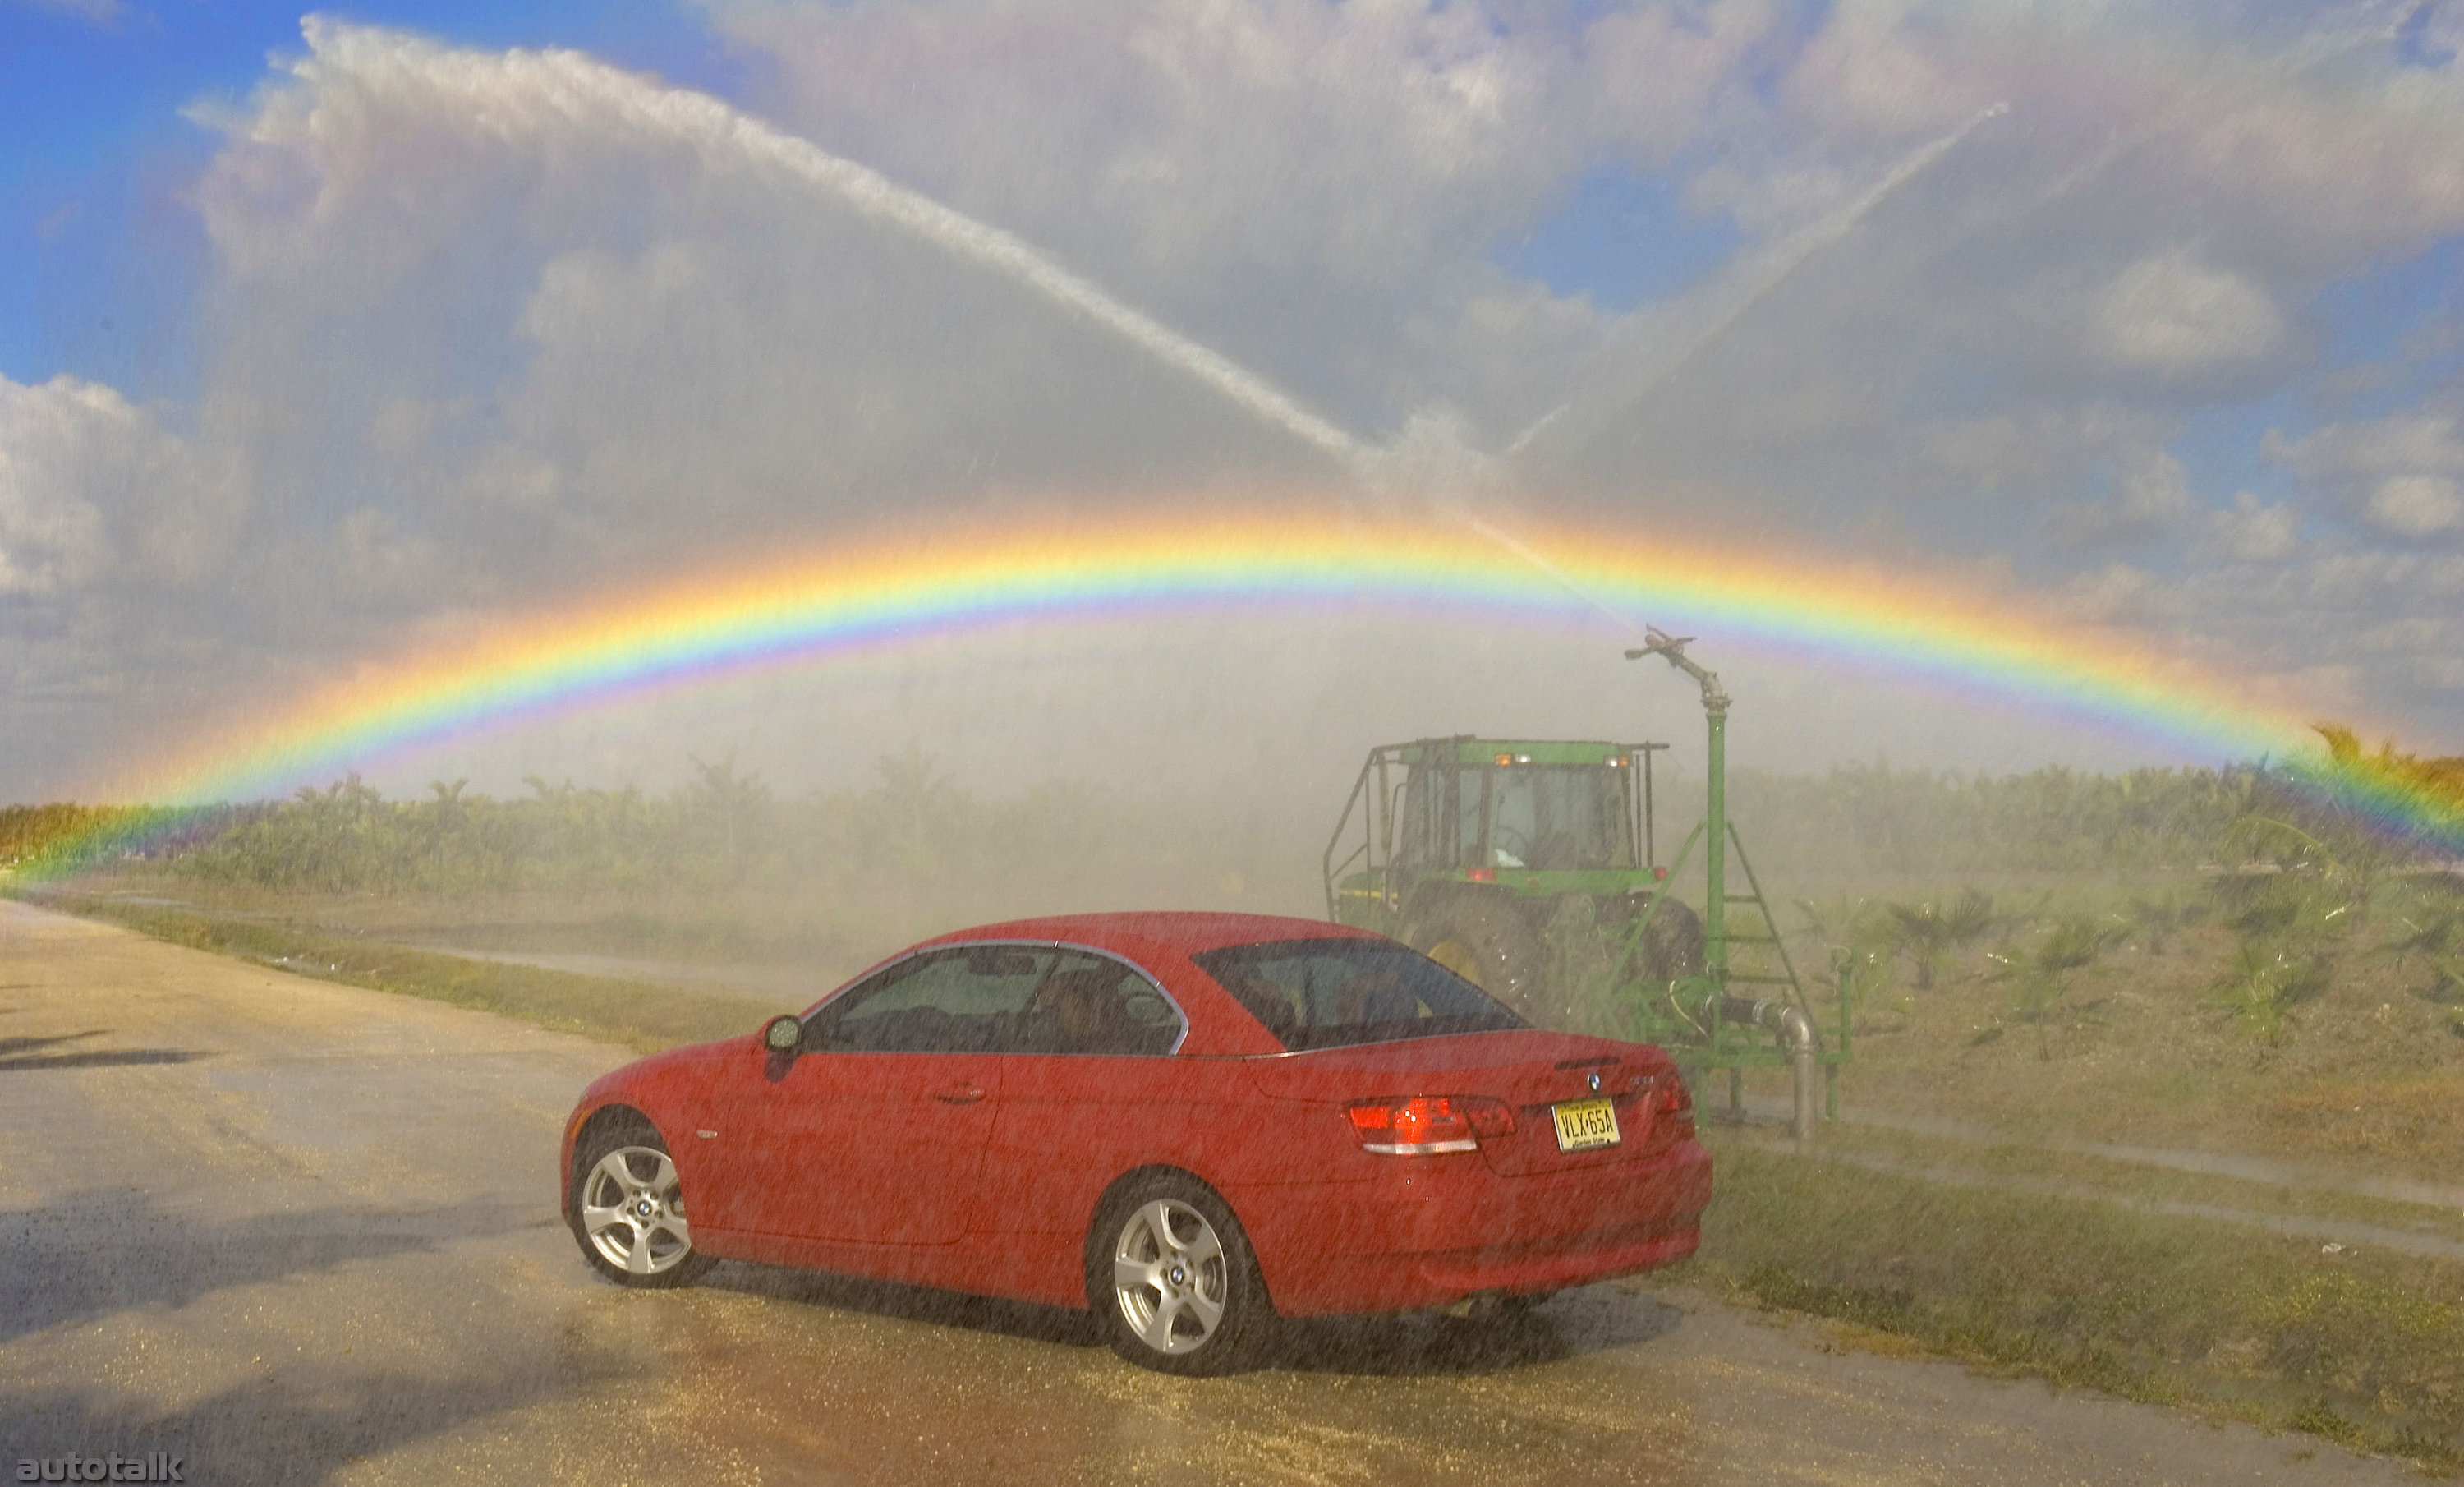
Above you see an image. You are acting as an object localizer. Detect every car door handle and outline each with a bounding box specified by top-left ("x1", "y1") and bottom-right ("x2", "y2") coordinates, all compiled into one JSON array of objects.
[{"x1": 934, "y1": 1084, "x2": 987, "y2": 1105}]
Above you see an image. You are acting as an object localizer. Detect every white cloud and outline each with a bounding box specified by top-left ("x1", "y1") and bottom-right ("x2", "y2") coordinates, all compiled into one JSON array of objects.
[
  {"x1": 0, "y1": 375, "x2": 218, "y2": 595},
  {"x1": 1772, "y1": 2, "x2": 2464, "y2": 266},
  {"x1": 2200, "y1": 490, "x2": 2301, "y2": 564},
  {"x1": 710, "y1": 0, "x2": 1772, "y2": 275},
  {"x1": 1780, "y1": 0, "x2": 1999, "y2": 136},
  {"x1": 1921, "y1": 403, "x2": 2174, "y2": 495},
  {"x1": 2269, "y1": 413, "x2": 2464, "y2": 486},
  {"x1": 2048, "y1": 444, "x2": 2200, "y2": 546},
  {"x1": 0, "y1": 378, "x2": 113, "y2": 594},
  {"x1": 2056, "y1": 561, "x2": 2186, "y2": 625},
  {"x1": 2089, "y1": 248, "x2": 2285, "y2": 377},
  {"x1": 2366, "y1": 474, "x2": 2464, "y2": 537},
  {"x1": 2266, "y1": 409, "x2": 2464, "y2": 542}
]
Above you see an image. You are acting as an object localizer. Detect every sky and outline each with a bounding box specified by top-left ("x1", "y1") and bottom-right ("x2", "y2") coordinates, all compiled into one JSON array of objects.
[{"x1": 3, "y1": 0, "x2": 2463, "y2": 806}]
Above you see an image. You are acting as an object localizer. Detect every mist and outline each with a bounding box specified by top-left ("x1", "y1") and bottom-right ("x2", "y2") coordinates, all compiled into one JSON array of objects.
[{"x1": 7, "y1": 1, "x2": 2464, "y2": 1480}]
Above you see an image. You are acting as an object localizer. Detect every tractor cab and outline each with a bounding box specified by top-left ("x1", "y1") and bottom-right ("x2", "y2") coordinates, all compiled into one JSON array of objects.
[{"x1": 1341, "y1": 737, "x2": 1666, "y2": 897}]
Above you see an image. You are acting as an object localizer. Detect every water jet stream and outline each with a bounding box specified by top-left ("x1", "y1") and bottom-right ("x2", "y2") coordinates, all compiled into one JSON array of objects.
[
  {"x1": 2035, "y1": 0, "x2": 2428, "y2": 206},
  {"x1": 1508, "y1": 102, "x2": 2008, "y2": 462},
  {"x1": 302, "y1": 21, "x2": 1372, "y2": 475}
]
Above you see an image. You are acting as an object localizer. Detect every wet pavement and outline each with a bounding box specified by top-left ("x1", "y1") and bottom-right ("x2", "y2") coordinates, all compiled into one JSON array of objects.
[{"x1": 0, "y1": 897, "x2": 2423, "y2": 1485}]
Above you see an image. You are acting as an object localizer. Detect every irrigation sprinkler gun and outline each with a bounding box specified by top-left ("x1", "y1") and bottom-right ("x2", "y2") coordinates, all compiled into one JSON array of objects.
[
  {"x1": 1317, "y1": 630, "x2": 1848, "y2": 1143},
  {"x1": 1625, "y1": 629, "x2": 1841, "y2": 1144}
]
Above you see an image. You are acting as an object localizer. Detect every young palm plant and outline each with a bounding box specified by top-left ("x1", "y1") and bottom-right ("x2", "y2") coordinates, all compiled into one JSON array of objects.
[
  {"x1": 1797, "y1": 894, "x2": 1901, "y2": 1028},
  {"x1": 2003, "y1": 916, "x2": 2122, "y2": 1059},
  {"x1": 2382, "y1": 889, "x2": 2464, "y2": 1038},
  {"x1": 2208, "y1": 937, "x2": 2332, "y2": 1046},
  {"x1": 1880, "y1": 887, "x2": 1995, "y2": 991}
]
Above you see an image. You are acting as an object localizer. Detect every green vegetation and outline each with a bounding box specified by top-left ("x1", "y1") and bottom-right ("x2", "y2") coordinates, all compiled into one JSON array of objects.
[
  {"x1": 5, "y1": 748, "x2": 1314, "y2": 945},
  {"x1": 1693, "y1": 1136, "x2": 2464, "y2": 1471},
  {"x1": 2209, "y1": 937, "x2": 2332, "y2": 1045},
  {"x1": 1881, "y1": 887, "x2": 1995, "y2": 991},
  {"x1": 2385, "y1": 879, "x2": 2464, "y2": 1025},
  {"x1": 1729, "y1": 759, "x2": 2258, "y2": 875}
]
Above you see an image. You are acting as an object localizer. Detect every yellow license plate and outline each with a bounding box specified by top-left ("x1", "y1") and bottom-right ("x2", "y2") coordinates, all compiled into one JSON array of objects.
[{"x1": 1551, "y1": 1097, "x2": 1620, "y2": 1153}]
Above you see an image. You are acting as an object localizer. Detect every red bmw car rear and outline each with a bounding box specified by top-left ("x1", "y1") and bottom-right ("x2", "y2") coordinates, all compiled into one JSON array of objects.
[{"x1": 561, "y1": 911, "x2": 1712, "y2": 1373}]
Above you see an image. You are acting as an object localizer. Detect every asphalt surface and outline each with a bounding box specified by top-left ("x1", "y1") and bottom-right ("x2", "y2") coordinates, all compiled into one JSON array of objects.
[{"x1": 0, "y1": 897, "x2": 2424, "y2": 1486}]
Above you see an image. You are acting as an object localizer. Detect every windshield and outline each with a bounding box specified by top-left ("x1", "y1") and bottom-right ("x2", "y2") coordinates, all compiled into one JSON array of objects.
[
  {"x1": 1191, "y1": 939, "x2": 1526, "y2": 1052},
  {"x1": 1488, "y1": 764, "x2": 1632, "y2": 870}
]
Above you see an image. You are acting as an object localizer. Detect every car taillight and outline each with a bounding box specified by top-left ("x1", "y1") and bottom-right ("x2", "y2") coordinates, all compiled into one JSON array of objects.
[
  {"x1": 1346, "y1": 1096, "x2": 1515, "y2": 1155},
  {"x1": 1657, "y1": 1073, "x2": 1693, "y2": 1120}
]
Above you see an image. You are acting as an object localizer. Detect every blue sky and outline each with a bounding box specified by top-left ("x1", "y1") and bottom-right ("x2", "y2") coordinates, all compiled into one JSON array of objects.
[{"x1": 1, "y1": 0, "x2": 761, "y2": 399}]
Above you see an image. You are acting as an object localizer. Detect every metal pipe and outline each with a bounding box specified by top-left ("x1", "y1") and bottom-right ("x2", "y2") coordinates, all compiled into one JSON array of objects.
[
  {"x1": 1625, "y1": 628, "x2": 1730, "y2": 987},
  {"x1": 1717, "y1": 996, "x2": 1820, "y2": 1145},
  {"x1": 1640, "y1": 745, "x2": 1657, "y2": 870},
  {"x1": 1781, "y1": 1006, "x2": 1818, "y2": 1147}
]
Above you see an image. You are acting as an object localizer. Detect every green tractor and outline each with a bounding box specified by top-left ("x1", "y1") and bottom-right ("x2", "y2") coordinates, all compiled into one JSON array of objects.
[
  {"x1": 1321, "y1": 633, "x2": 1849, "y2": 1138},
  {"x1": 1322, "y1": 735, "x2": 1698, "y2": 1025}
]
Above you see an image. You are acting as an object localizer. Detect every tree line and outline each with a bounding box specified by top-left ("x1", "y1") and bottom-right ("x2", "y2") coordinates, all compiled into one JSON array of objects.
[{"x1": 5, "y1": 729, "x2": 2457, "y2": 898}]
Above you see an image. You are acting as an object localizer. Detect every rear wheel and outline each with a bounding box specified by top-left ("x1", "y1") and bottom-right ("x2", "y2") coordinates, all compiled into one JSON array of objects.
[
  {"x1": 1407, "y1": 894, "x2": 1546, "y2": 1021},
  {"x1": 1087, "y1": 1175, "x2": 1272, "y2": 1375},
  {"x1": 570, "y1": 1118, "x2": 713, "y2": 1288},
  {"x1": 1639, "y1": 898, "x2": 1707, "y2": 985}
]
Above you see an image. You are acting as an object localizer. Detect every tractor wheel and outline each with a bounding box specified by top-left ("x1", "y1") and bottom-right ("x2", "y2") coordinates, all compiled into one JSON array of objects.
[
  {"x1": 1639, "y1": 898, "x2": 1707, "y2": 986},
  {"x1": 1406, "y1": 895, "x2": 1546, "y2": 1020}
]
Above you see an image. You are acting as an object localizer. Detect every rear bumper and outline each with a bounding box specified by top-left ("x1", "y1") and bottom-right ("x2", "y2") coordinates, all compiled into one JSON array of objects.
[{"x1": 1230, "y1": 1135, "x2": 1713, "y2": 1317}]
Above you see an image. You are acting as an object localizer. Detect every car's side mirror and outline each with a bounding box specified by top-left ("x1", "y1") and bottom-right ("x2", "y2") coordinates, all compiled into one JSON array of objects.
[{"x1": 761, "y1": 1014, "x2": 804, "y2": 1054}]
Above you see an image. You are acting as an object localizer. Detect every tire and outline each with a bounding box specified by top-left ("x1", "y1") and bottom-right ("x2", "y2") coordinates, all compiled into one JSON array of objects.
[
  {"x1": 1087, "y1": 1174, "x2": 1273, "y2": 1375},
  {"x1": 569, "y1": 1116, "x2": 714, "y2": 1289},
  {"x1": 1406, "y1": 893, "x2": 1546, "y2": 1020},
  {"x1": 1638, "y1": 897, "x2": 1706, "y2": 986}
]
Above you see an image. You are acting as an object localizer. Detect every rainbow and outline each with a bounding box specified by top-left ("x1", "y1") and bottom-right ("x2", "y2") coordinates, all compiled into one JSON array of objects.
[{"x1": 18, "y1": 505, "x2": 2464, "y2": 864}]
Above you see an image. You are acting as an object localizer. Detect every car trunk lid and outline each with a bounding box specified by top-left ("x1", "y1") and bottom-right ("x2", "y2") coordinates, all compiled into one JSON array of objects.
[{"x1": 1242, "y1": 1030, "x2": 1689, "y2": 1176}]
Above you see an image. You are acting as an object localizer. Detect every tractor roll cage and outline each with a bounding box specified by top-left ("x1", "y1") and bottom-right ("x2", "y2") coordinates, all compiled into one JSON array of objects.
[{"x1": 1321, "y1": 737, "x2": 1668, "y2": 920}]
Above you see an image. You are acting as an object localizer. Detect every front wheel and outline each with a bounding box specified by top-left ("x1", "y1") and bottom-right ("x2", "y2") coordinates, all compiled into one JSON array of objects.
[
  {"x1": 1087, "y1": 1175, "x2": 1272, "y2": 1374},
  {"x1": 570, "y1": 1120, "x2": 713, "y2": 1288}
]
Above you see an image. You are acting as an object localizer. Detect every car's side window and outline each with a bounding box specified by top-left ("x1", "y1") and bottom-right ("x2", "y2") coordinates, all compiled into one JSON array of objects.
[
  {"x1": 1009, "y1": 950, "x2": 1183, "y2": 1057},
  {"x1": 816, "y1": 945, "x2": 1055, "y2": 1052}
]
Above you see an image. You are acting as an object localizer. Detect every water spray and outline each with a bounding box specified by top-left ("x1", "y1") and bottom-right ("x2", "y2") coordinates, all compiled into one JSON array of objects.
[
  {"x1": 306, "y1": 21, "x2": 1372, "y2": 476},
  {"x1": 1507, "y1": 101, "x2": 2007, "y2": 463}
]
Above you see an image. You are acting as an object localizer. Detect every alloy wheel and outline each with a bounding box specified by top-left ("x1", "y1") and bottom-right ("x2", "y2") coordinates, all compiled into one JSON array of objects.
[
  {"x1": 578, "y1": 1144, "x2": 694, "y2": 1277},
  {"x1": 1110, "y1": 1198, "x2": 1228, "y2": 1355}
]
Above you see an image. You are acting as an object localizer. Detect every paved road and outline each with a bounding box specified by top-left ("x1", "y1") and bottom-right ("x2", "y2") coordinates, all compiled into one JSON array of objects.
[{"x1": 0, "y1": 899, "x2": 2419, "y2": 1485}]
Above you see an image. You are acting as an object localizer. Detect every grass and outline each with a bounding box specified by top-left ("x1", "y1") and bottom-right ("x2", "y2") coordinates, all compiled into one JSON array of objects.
[
  {"x1": 14, "y1": 885, "x2": 775, "y2": 1053},
  {"x1": 1689, "y1": 1135, "x2": 2464, "y2": 1471}
]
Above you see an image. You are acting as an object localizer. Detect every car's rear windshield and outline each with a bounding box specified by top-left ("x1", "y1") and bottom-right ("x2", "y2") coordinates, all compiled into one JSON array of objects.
[{"x1": 1190, "y1": 939, "x2": 1526, "y2": 1052}]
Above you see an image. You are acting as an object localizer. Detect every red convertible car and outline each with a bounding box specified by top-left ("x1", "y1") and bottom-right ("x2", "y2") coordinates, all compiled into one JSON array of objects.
[{"x1": 562, "y1": 911, "x2": 1712, "y2": 1373}]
